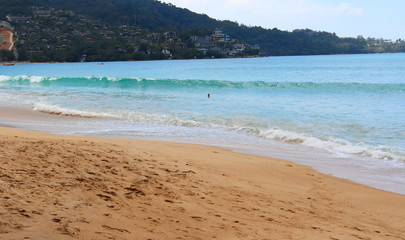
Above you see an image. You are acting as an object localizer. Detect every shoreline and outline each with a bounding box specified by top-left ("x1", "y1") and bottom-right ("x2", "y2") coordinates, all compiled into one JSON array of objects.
[
  {"x1": 5, "y1": 56, "x2": 264, "y2": 65},
  {"x1": 7, "y1": 61, "x2": 58, "y2": 65},
  {"x1": 5, "y1": 53, "x2": 403, "y2": 66},
  {"x1": 4, "y1": 53, "x2": 405, "y2": 65},
  {"x1": 1, "y1": 125, "x2": 405, "y2": 239},
  {"x1": 3, "y1": 53, "x2": 404, "y2": 66},
  {"x1": 1, "y1": 105, "x2": 405, "y2": 196}
]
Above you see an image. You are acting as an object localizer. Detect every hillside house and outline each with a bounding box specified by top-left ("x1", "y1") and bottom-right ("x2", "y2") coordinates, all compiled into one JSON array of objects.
[
  {"x1": 164, "y1": 31, "x2": 177, "y2": 41},
  {"x1": 0, "y1": 21, "x2": 12, "y2": 29},
  {"x1": 212, "y1": 29, "x2": 230, "y2": 43},
  {"x1": 191, "y1": 35, "x2": 213, "y2": 48},
  {"x1": 6, "y1": 15, "x2": 32, "y2": 22}
]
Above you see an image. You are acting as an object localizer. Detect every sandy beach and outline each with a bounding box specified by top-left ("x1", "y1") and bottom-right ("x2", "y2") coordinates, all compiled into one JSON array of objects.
[{"x1": 0, "y1": 124, "x2": 405, "y2": 240}]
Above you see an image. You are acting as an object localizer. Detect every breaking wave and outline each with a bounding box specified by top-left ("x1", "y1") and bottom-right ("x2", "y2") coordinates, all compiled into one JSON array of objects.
[
  {"x1": 31, "y1": 102, "x2": 405, "y2": 163},
  {"x1": 1, "y1": 75, "x2": 405, "y2": 92},
  {"x1": 32, "y1": 103, "x2": 117, "y2": 118}
]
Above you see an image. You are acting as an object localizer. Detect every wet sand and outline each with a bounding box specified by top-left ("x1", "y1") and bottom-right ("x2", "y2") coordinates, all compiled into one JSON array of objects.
[{"x1": 0, "y1": 124, "x2": 405, "y2": 239}]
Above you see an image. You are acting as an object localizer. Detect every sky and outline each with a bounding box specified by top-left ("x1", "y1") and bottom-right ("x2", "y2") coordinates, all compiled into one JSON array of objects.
[{"x1": 160, "y1": 0, "x2": 404, "y2": 40}]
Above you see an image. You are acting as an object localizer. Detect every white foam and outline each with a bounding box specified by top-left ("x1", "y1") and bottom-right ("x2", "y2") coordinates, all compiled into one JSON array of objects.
[
  {"x1": 254, "y1": 127, "x2": 405, "y2": 162},
  {"x1": 29, "y1": 102, "x2": 405, "y2": 163},
  {"x1": 106, "y1": 76, "x2": 121, "y2": 81},
  {"x1": 120, "y1": 112, "x2": 405, "y2": 162},
  {"x1": 105, "y1": 77, "x2": 158, "y2": 81},
  {"x1": 0, "y1": 75, "x2": 61, "y2": 82},
  {"x1": 32, "y1": 102, "x2": 116, "y2": 118},
  {"x1": 29, "y1": 76, "x2": 46, "y2": 83},
  {"x1": 0, "y1": 75, "x2": 11, "y2": 82}
]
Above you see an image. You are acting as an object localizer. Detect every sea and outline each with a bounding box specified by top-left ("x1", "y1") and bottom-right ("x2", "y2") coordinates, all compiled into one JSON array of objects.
[{"x1": 1, "y1": 53, "x2": 405, "y2": 194}]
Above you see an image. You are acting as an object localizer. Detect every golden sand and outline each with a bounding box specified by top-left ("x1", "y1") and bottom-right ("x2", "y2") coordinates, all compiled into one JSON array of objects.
[{"x1": 0, "y1": 127, "x2": 404, "y2": 239}]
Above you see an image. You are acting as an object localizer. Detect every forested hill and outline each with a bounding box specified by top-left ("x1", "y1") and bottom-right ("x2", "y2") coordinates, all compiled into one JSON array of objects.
[
  {"x1": 1, "y1": 0, "x2": 404, "y2": 56},
  {"x1": 31, "y1": 0, "x2": 366, "y2": 55}
]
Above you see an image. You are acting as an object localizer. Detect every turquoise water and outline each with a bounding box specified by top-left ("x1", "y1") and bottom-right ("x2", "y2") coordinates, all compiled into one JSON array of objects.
[{"x1": 1, "y1": 54, "x2": 405, "y2": 166}]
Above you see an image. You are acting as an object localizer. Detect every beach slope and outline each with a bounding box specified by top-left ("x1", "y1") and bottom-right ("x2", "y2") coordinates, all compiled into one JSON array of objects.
[{"x1": 0, "y1": 127, "x2": 404, "y2": 239}]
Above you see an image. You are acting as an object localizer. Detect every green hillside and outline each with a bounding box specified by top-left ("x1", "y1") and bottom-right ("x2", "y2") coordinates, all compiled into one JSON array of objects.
[{"x1": 35, "y1": 0, "x2": 368, "y2": 55}]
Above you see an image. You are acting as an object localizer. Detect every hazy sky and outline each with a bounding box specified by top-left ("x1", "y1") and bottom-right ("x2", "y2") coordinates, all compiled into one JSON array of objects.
[{"x1": 160, "y1": 0, "x2": 404, "y2": 40}]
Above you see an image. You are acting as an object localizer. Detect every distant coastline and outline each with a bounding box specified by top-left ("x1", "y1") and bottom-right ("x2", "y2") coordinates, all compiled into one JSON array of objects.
[
  {"x1": 2, "y1": 54, "x2": 264, "y2": 65},
  {"x1": 5, "y1": 52, "x2": 405, "y2": 65}
]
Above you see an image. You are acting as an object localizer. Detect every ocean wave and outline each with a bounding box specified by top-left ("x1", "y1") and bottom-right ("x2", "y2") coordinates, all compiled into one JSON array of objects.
[
  {"x1": 0, "y1": 75, "x2": 62, "y2": 82},
  {"x1": 32, "y1": 103, "x2": 117, "y2": 118},
  {"x1": 1, "y1": 75, "x2": 405, "y2": 92},
  {"x1": 254, "y1": 127, "x2": 405, "y2": 162},
  {"x1": 31, "y1": 102, "x2": 405, "y2": 163}
]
